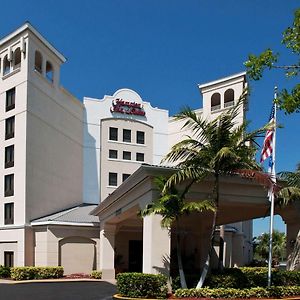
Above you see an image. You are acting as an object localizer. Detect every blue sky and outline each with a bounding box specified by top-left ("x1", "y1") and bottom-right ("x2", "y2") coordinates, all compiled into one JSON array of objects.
[{"x1": 1, "y1": 0, "x2": 299, "y2": 236}]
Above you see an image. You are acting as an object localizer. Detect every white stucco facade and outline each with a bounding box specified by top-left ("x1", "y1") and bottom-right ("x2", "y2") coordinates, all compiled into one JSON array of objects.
[{"x1": 1, "y1": 23, "x2": 298, "y2": 277}]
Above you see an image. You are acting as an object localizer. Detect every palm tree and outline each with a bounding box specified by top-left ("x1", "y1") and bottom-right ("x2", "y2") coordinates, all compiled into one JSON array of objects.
[
  {"x1": 163, "y1": 94, "x2": 266, "y2": 287},
  {"x1": 254, "y1": 230, "x2": 286, "y2": 264},
  {"x1": 278, "y1": 163, "x2": 300, "y2": 205},
  {"x1": 139, "y1": 176, "x2": 215, "y2": 288}
]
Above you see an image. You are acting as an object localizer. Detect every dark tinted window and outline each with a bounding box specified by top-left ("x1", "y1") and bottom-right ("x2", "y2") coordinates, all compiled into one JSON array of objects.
[
  {"x1": 136, "y1": 131, "x2": 145, "y2": 144},
  {"x1": 123, "y1": 129, "x2": 131, "y2": 143},
  {"x1": 109, "y1": 127, "x2": 118, "y2": 141},
  {"x1": 109, "y1": 172, "x2": 117, "y2": 186},
  {"x1": 5, "y1": 145, "x2": 14, "y2": 168}
]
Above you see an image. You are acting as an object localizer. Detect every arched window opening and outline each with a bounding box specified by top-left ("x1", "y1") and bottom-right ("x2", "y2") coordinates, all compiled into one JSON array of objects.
[
  {"x1": 211, "y1": 93, "x2": 221, "y2": 111},
  {"x1": 3, "y1": 55, "x2": 10, "y2": 76},
  {"x1": 46, "y1": 61, "x2": 53, "y2": 82},
  {"x1": 224, "y1": 89, "x2": 234, "y2": 107},
  {"x1": 13, "y1": 48, "x2": 21, "y2": 69},
  {"x1": 34, "y1": 51, "x2": 42, "y2": 73}
]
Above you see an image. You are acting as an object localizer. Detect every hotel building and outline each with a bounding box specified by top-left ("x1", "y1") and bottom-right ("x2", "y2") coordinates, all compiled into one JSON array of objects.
[{"x1": 1, "y1": 23, "x2": 298, "y2": 278}]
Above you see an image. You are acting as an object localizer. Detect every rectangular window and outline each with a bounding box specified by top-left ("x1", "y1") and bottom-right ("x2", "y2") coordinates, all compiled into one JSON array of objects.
[
  {"x1": 123, "y1": 151, "x2": 131, "y2": 160},
  {"x1": 4, "y1": 203, "x2": 14, "y2": 225},
  {"x1": 4, "y1": 174, "x2": 14, "y2": 197},
  {"x1": 5, "y1": 116, "x2": 15, "y2": 140},
  {"x1": 109, "y1": 149, "x2": 118, "y2": 159},
  {"x1": 6, "y1": 88, "x2": 15, "y2": 112},
  {"x1": 136, "y1": 153, "x2": 145, "y2": 162},
  {"x1": 4, "y1": 251, "x2": 14, "y2": 267},
  {"x1": 123, "y1": 129, "x2": 131, "y2": 143},
  {"x1": 5, "y1": 145, "x2": 14, "y2": 168},
  {"x1": 122, "y1": 173, "x2": 131, "y2": 182},
  {"x1": 136, "y1": 131, "x2": 145, "y2": 144},
  {"x1": 109, "y1": 127, "x2": 118, "y2": 141},
  {"x1": 109, "y1": 172, "x2": 117, "y2": 186}
]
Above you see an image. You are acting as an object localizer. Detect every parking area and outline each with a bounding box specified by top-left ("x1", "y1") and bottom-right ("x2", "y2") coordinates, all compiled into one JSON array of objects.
[{"x1": 0, "y1": 281, "x2": 117, "y2": 300}]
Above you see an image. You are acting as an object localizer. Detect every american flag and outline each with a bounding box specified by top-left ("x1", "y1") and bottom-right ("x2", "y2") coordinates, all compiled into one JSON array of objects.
[{"x1": 260, "y1": 103, "x2": 276, "y2": 163}]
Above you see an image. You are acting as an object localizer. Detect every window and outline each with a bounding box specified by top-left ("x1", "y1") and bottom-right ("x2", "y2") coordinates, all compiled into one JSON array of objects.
[
  {"x1": 224, "y1": 89, "x2": 234, "y2": 107},
  {"x1": 5, "y1": 145, "x2": 14, "y2": 168},
  {"x1": 211, "y1": 93, "x2": 221, "y2": 111},
  {"x1": 4, "y1": 251, "x2": 14, "y2": 267},
  {"x1": 46, "y1": 61, "x2": 53, "y2": 82},
  {"x1": 109, "y1": 172, "x2": 117, "y2": 186},
  {"x1": 4, "y1": 174, "x2": 14, "y2": 197},
  {"x1": 136, "y1": 131, "x2": 145, "y2": 144},
  {"x1": 123, "y1": 129, "x2": 131, "y2": 143},
  {"x1": 4, "y1": 203, "x2": 14, "y2": 225},
  {"x1": 34, "y1": 51, "x2": 42, "y2": 73},
  {"x1": 6, "y1": 88, "x2": 15, "y2": 111},
  {"x1": 3, "y1": 55, "x2": 10, "y2": 76},
  {"x1": 109, "y1": 149, "x2": 118, "y2": 159},
  {"x1": 5, "y1": 116, "x2": 15, "y2": 140},
  {"x1": 122, "y1": 173, "x2": 131, "y2": 182},
  {"x1": 13, "y1": 48, "x2": 21, "y2": 69},
  {"x1": 109, "y1": 127, "x2": 118, "y2": 141},
  {"x1": 136, "y1": 153, "x2": 145, "y2": 162},
  {"x1": 123, "y1": 151, "x2": 131, "y2": 160}
]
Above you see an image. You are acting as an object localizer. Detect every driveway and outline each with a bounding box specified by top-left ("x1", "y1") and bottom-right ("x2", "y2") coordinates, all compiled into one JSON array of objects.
[{"x1": 0, "y1": 281, "x2": 117, "y2": 300}]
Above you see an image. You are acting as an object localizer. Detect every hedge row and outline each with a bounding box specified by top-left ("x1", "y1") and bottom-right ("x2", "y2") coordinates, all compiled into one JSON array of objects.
[
  {"x1": 116, "y1": 272, "x2": 168, "y2": 299},
  {"x1": 0, "y1": 265, "x2": 11, "y2": 278},
  {"x1": 10, "y1": 267, "x2": 64, "y2": 280},
  {"x1": 205, "y1": 267, "x2": 300, "y2": 288},
  {"x1": 175, "y1": 286, "x2": 300, "y2": 299}
]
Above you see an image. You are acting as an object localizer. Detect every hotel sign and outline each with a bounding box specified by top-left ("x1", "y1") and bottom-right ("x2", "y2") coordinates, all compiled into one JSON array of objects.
[{"x1": 110, "y1": 99, "x2": 145, "y2": 116}]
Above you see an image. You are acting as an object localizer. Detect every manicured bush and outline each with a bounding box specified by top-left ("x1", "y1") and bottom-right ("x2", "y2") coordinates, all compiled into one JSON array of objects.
[
  {"x1": 10, "y1": 266, "x2": 64, "y2": 281},
  {"x1": 206, "y1": 267, "x2": 300, "y2": 288},
  {"x1": 90, "y1": 270, "x2": 102, "y2": 279},
  {"x1": 0, "y1": 265, "x2": 11, "y2": 278},
  {"x1": 175, "y1": 286, "x2": 300, "y2": 298},
  {"x1": 116, "y1": 272, "x2": 168, "y2": 299}
]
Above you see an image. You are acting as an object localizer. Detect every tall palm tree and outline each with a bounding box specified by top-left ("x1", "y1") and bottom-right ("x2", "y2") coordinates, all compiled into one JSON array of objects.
[
  {"x1": 163, "y1": 94, "x2": 266, "y2": 287},
  {"x1": 139, "y1": 176, "x2": 215, "y2": 288},
  {"x1": 254, "y1": 230, "x2": 286, "y2": 263}
]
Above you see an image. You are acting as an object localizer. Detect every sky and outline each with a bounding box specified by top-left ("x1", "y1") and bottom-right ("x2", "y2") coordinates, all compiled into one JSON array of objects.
[{"x1": 1, "y1": 0, "x2": 299, "y2": 237}]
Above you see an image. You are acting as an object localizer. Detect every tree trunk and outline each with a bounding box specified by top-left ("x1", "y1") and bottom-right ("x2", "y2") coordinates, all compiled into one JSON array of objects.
[
  {"x1": 196, "y1": 211, "x2": 217, "y2": 288},
  {"x1": 219, "y1": 225, "x2": 225, "y2": 271},
  {"x1": 176, "y1": 219, "x2": 187, "y2": 288},
  {"x1": 287, "y1": 231, "x2": 300, "y2": 271},
  {"x1": 196, "y1": 174, "x2": 219, "y2": 288}
]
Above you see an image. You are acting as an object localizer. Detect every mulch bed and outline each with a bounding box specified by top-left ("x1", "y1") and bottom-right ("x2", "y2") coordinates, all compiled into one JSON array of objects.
[{"x1": 63, "y1": 273, "x2": 93, "y2": 279}]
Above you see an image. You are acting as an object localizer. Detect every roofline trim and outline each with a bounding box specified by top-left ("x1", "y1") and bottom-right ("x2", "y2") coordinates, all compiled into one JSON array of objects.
[
  {"x1": 31, "y1": 221, "x2": 99, "y2": 227},
  {"x1": 0, "y1": 22, "x2": 66, "y2": 63},
  {"x1": 198, "y1": 71, "x2": 246, "y2": 90}
]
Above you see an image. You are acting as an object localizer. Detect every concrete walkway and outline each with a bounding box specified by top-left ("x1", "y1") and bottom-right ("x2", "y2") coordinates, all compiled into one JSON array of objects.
[{"x1": 0, "y1": 279, "x2": 117, "y2": 300}]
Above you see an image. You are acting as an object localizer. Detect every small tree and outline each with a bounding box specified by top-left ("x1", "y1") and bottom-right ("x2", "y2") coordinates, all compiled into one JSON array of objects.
[
  {"x1": 245, "y1": 8, "x2": 300, "y2": 114},
  {"x1": 139, "y1": 176, "x2": 215, "y2": 288}
]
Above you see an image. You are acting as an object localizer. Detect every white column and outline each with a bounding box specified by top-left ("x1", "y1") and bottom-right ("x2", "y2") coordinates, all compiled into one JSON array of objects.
[
  {"x1": 143, "y1": 214, "x2": 170, "y2": 277},
  {"x1": 100, "y1": 223, "x2": 116, "y2": 280}
]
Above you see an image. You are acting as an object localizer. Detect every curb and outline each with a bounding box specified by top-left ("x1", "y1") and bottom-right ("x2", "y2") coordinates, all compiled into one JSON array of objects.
[{"x1": 0, "y1": 278, "x2": 111, "y2": 284}]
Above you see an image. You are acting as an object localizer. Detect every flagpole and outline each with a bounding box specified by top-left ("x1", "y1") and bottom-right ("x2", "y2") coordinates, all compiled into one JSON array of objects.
[{"x1": 267, "y1": 87, "x2": 277, "y2": 287}]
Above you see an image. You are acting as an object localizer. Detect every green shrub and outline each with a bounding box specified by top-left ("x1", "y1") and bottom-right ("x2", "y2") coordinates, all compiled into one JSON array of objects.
[
  {"x1": 11, "y1": 267, "x2": 64, "y2": 281},
  {"x1": 0, "y1": 265, "x2": 11, "y2": 278},
  {"x1": 175, "y1": 286, "x2": 300, "y2": 298},
  {"x1": 116, "y1": 272, "x2": 168, "y2": 299},
  {"x1": 206, "y1": 267, "x2": 300, "y2": 288},
  {"x1": 90, "y1": 270, "x2": 102, "y2": 279}
]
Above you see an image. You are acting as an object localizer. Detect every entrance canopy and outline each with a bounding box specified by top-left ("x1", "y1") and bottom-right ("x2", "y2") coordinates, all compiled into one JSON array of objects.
[{"x1": 91, "y1": 164, "x2": 300, "y2": 279}]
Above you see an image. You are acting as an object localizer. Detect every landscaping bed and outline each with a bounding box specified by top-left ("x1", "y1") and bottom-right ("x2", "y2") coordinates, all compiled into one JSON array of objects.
[{"x1": 115, "y1": 269, "x2": 300, "y2": 300}]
